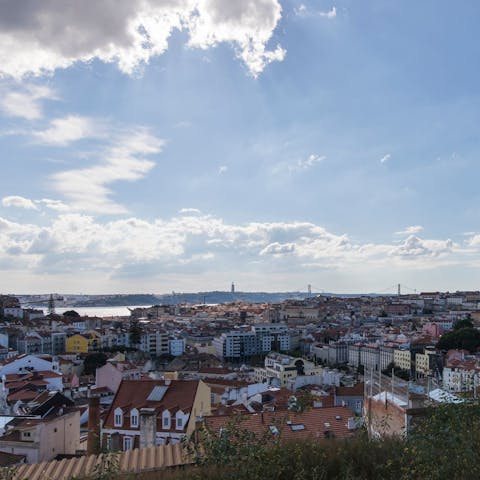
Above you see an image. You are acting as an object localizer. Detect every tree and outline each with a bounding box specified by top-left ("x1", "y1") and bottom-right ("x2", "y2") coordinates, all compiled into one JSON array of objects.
[
  {"x1": 437, "y1": 327, "x2": 480, "y2": 353},
  {"x1": 129, "y1": 317, "x2": 143, "y2": 347},
  {"x1": 84, "y1": 352, "x2": 107, "y2": 375},
  {"x1": 63, "y1": 310, "x2": 80, "y2": 317},
  {"x1": 453, "y1": 318, "x2": 474, "y2": 330}
]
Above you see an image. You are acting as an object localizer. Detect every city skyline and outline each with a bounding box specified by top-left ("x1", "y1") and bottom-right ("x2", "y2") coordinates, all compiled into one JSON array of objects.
[{"x1": 2, "y1": 0, "x2": 480, "y2": 294}]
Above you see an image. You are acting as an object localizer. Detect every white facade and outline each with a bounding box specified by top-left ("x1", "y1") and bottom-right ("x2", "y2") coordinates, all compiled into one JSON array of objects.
[
  {"x1": 3, "y1": 307, "x2": 23, "y2": 319},
  {"x1": 443, "y1": 366, "x2": 480, "y2": 392},
  {"x1": 168, "y1": 338, "x2": 185, "y2": 357},
  {"x1": 0, "y1": 355, "x2": 59, "y2": 376}
]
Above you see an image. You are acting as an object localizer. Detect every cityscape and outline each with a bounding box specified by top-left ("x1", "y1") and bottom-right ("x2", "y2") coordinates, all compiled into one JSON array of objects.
[{"x1": 1, "y1": 0, "x2": 480, "y2": 479}]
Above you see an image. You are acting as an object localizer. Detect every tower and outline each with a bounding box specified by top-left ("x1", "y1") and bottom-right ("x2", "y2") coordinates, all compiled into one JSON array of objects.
[
  {"x1": 48, "y1": 294, "x2": 55, "y2": 315},
  {"x1": 231, "y1": 282, "x2": 235, "y2": 294},
  {"x1": 308, "y1": 284, "x2": 312, "y2": 296}
]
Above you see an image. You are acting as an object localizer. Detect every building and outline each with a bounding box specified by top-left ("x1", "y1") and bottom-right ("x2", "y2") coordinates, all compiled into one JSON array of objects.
[
  {"x1": 213, "y1": 331, "x2": 257, "y2": 361},
  {"x1": 0, "y1": 354, "x2": 60, "y2": 376},
  {"x1": 95, "y1": 361, "x2": 141, "y2": 394},
  {"x1": 254, "y1": 352, "x2": 322, "y2": 387},
  {"x1": 333, "y1": 383, "x2": 364, "y2": 415},
  {"x1": 140, "y1": 331, "x2": 169, "y2": 356},
  {"x1": 394, "y1": 349, "x2": 412, "y2": 372},
  {"x1": 66, "y1": 331, "x2": 101, "y2": 354},
  {"x1": 253, "y1": 323, "x2": 291, "y2": 352},
  {"x1": 204, "y1": 406, "x2": 358, "y2": 442},
  {"x1": 313, "y1": 343, "x2": 348, "y2": 365},
  {"x1": 169, "y1": 337, "x2": 185, "y2": 357},
  {"x1": 0, "y1": 410, "x2": 80, "y2": 463},
  {"x1": 102, "y1": 379, "x2": 211, "y2": 450},
  {"x1": 213, "y1": 324, "x2": 292, "y2": 361}
]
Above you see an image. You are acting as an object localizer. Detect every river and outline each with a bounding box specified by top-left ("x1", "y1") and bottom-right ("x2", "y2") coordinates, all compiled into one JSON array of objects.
[{"x1": 28, "y1": 305, "x2": 150, "y2": 317}]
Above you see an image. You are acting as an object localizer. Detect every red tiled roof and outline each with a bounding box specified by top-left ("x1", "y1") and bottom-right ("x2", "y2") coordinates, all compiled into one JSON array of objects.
[
  {"x1": 335, "y1": 383, "x2": 364, "y2": 397},
  {"x1": 204, "y1": 406, "x2": 357, "y2": 442},
  {"x1": 103, "y1": 379, "x2": 201, "y2": 431}
]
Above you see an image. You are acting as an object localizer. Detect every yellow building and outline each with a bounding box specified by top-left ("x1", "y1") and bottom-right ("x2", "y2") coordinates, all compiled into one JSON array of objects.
[
  {"x1": 415, "y1": 349, "x2": 436, "y2": 378},
  {"x1": 393, "y1": 349, "x2": 411, "y2": 371},
  {"x1": 66, "y1": 331, "x2": 101, "y2": 353}
]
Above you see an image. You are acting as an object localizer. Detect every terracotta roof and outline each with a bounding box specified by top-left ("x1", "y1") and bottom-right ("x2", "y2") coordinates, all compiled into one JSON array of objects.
[
  {"x1": 335, "y1": 383, "x2": 364, "y2": 397},
  {"x1": 9, "y1": 444, "x2": 192, "y2": 480},
  {"x1": 204, "y1": 406, "x2": 357, "y2": 442},
  {"x1": 198, "y1": 367, "x2": 233, "y2": 375},
  {"x1": 0, "y1": 451, "x2": 25, "y2": 467},
  {"x1": 7, "y1": 390, "x2": 39, "y2": 402},
  {"x1": 103, "y1": 379, "x2": 201, "y2": 431}
]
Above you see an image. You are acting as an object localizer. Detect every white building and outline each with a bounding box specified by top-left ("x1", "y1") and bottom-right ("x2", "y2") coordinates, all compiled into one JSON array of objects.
[
  {"x1": 0, "y1": 354, "x2": 59, "y2": 376},
  {"x1": 168, "y1": 338, "x2": 185, "y2": 357},
  {"x1": 3, "y1": 307, "x2": 23, "y2": 319}
]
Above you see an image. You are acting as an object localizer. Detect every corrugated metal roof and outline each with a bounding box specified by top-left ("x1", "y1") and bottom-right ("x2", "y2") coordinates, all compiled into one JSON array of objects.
[{"x1": 10, "y1": 444, "x2": 191, "y2": 480}]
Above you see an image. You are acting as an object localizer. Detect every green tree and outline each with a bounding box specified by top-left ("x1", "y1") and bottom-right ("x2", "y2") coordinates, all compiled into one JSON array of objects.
[
  {"x1": 437, "y1": 327, "x2": 480, "y2": 353},
  {"x1": 129, "y1": 317, "x2": 143, "y2": 347},
  {"x1": 453, "y1": 318, "x2": 474, "y2": 330},
  {"x1": 63, "y1": 310, "x2": 80, "y2": 317},
  {"x1": 84, "y1": 352, "x2": 107, "y2": 375}
]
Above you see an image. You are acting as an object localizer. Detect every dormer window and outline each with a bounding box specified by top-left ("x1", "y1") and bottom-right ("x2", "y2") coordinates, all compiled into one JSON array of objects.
[
  {"x1": 130, "y1": 408, "x2": 139, "y2": 428},
  {"x1": 162, "y1": 410, "x2": 171, "y2": 429},
  {"x1": 114, "y1": 407, "x2": 123, "y2": 427},
  {"x1": 176, "y1": 410, "x2": 186, "y2": 430}
]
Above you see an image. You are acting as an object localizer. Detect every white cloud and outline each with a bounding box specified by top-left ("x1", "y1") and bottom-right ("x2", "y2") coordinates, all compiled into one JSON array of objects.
[
  {"x1": 1, "y1": 195, "x2": 38, "y2": 210},
  {"x1": 380, "y1": 153, "x2": 391, "y2": 164},
  {"x1": 179, "y1": 208, "x2": 201, "y2": 214},
  {"x1": 218, "y1": 165, "x2": 228, "y2": 174},
  {"x1": 33, "y1": 115, "x2": 99, "y2": 146},
  {"x1": 274, "y1": 153, "x2": 326, "y2": 174},
  {"x1": 319, "y1": 7, "x2": 337, "y2": 18},
  {"x1": 0, "y1": 84, "x2": 56, "y2": 120},
  {"x1": 50, "y1": 128, "x2": 164, "y2": 214},
  {"x1": 294, "y1": 4, "x2": 307, "y2": 16},
  {"x1": 296, "y1": 154, "x2": 325, "y2": 170},
  {"x1": 37, "y1": 198, "x2": 71, "y2": 212},
  {"x1": 260, "y1": 242, "x2": 295, "y2": 255},
  {"x1": 0, "y1": 210, "x2": 472, "y2": 285},
  {"x1": 0, "y1": 0, "x2": 285, "y2": 79},
  {"x1": 295, "y1": 4, "x2": 336, "y2": 19},
  {"x1": 395, "y1": 225, "x2": 424, "y2": 236}
]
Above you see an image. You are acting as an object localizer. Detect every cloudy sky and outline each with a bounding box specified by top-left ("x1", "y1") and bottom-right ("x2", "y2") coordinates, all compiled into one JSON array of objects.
[{"x1": 1, "y1": 0, "x2": 480, "y2": 294}]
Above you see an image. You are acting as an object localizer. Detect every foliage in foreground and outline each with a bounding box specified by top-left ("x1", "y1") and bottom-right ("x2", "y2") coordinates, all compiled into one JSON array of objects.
[{"x1": 155, "y1": 402, "x2": 480, "y2": 480}]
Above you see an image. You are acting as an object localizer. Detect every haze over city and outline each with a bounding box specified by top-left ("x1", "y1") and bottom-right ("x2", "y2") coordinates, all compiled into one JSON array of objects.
[{"x1": 1, "y1": 0, "x2": 480, "y2": 294}]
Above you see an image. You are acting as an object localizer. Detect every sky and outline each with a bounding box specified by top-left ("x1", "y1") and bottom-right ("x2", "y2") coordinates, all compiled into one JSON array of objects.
[{"x1": 1, "y1": 0, "x2": 480, "y2": 295}]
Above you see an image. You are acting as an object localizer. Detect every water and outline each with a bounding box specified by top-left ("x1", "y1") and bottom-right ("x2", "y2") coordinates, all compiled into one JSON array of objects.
[{"x1": 28, "y1": 305, "x2": 150, "y2": 317}]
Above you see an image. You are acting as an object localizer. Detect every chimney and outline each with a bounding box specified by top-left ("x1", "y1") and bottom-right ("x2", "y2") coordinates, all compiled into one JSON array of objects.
[
  {"x1": 87, "y1": 395, "x2": 101, "y2": 455},
  {"x1": 140, "y1": 408, "x2": 157, "y2": 449}
]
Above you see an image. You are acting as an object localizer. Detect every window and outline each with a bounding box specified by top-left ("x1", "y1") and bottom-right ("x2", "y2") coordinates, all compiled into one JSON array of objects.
[
  {"x1": 114, "y1": 408, "x2": 123, "y2": 427},
  {"x1": 163, "y1": 416, "x2": 169, "y2": 427},
  {"x1": 177, "y1": 418, "x2": 183, "y2": 428},
  {"x1": 130, "y1": 409, "x2": 139, "y2": 427},
  {"x1": 123, "y1": 436, "x2": 133, "y2": 451}
]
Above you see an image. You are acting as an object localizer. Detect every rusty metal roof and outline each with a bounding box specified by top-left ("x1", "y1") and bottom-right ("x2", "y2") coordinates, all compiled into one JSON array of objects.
[{"x1": 10, "y1": 444, "x2": 192, "y2": 480}]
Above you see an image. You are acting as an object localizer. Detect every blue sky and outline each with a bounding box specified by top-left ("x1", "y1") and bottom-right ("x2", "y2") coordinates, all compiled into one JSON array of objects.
[{"x1": 1, "y1": 0, "x2": 480, "y2": 294}]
